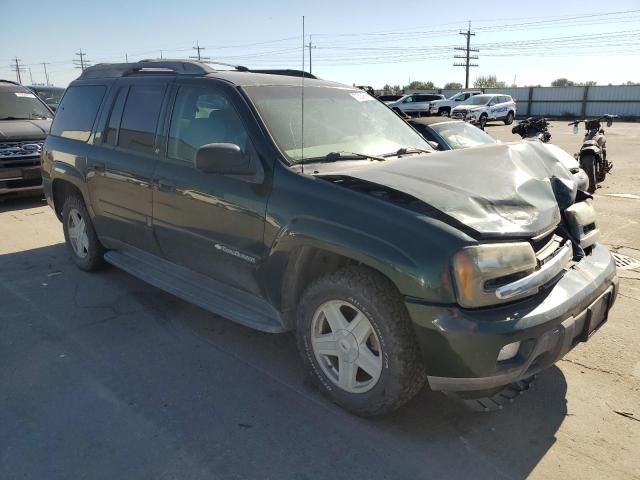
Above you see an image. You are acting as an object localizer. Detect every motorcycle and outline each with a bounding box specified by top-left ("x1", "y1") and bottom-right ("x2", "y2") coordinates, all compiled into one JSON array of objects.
[
  {"x1": 512, "y1": 117, "x2": 552, "y2": 143},
  {"x1": 568, "y1": 115, "x2": 617, "y2": 194}
]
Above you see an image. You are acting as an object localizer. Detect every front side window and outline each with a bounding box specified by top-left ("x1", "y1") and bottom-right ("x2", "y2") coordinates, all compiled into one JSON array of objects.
[
  {"x1": 50, "y1": 85, "x2": 105, "y2": 141},
  {"x1": 167, "y1": 86, "x2": 251, "y2": 163},
  {"x1": 118, "y1": 84, "x2": 165, "y2": 153},
  {"x1": 244, "y1": 85, "x2": 432, "y2": 163}
]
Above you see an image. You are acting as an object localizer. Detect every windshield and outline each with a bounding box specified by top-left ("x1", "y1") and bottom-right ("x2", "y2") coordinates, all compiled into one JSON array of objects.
[
  {"x1": 244, "y1": 86, "x2": 432, "y2": 163},
  {"x1": 31, "y1": 87, "x2": 65, "y2": 105},
  {"x1": 462, "y1": 95, "x2": 493, "y2": 106},
  {"x1": 0, "y1": 90, "x2": 53, "y2": 120},
  {"x1": 431, "y1": 121, "x2": 496, "y2": 149}
]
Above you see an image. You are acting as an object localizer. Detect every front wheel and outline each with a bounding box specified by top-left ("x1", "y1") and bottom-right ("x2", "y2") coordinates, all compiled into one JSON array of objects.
[
  {"x1": 296, "y1": 267, "x2": 426, "y2": 417},
  {"x1": 439, "y1": 108, "x2": 450, "y2": 117},
  {"x1": 580, "y1": 153, "x2": 598, "y2": 194},
  {"x1": 504, "y1": 111, "x2": 514, "y2": 125},
  {"x1": 479, "y1": 114, "x2": 488, "y2": 129}
]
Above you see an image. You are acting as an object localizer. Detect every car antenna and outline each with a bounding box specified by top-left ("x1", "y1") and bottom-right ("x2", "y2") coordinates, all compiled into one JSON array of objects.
[{"x1": 300, "y1": 15, "x2": 305, "y2": 174}]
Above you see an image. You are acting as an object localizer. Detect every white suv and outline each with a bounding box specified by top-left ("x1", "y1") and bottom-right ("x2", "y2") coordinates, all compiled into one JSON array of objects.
[
  {"x1": 451, "y1": 94, "x2": 516, "y2": 128},
  {"x1": 429, "y1": 91, "x2": 482, "y2": 117},
  {"x1": 387, "y1": 93, "x2": 445, "y2": 117}
]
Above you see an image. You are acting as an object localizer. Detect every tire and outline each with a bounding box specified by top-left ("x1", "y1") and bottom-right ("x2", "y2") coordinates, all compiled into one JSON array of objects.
[
  {"x1": 438, "y1": 108, "x2": 450, "y2": 117},
  {"x1": 62, "y1": 194, "x2": 105, "y2": 271},
  {"x1": 296, "y1": 266, "x2": 426, "y2": 417},
  {"x1": 479, "y1": 114, "x2": 488, "y2": 129},
  {"x1": 504, "y1": 111, "x2": 514, "y2": 125},
  {"x1": 580, "y1": 153, "x2": 597, "y2": 194}
]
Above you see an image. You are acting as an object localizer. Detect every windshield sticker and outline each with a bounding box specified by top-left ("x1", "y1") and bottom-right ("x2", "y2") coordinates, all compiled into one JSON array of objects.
[
  {"x1": 15, "y1": 92, "x2": 36, "y2": 98},
  {"x1": 350, "y1": 91, "x2": 374, "y2": 102}
]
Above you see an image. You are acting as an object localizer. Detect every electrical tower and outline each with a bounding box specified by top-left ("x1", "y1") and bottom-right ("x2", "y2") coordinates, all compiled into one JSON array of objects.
[
  {"x1": 11, "y1": 58, "x2": 26, "y2": 84},
  {"x1": 190, "y1": 41, "x2": 210, "y2": 62},
  {"x1": 454, "y1": 22, "x2": 479, "y2": 89},
  {"x1": 42, "y1": 62, "x2": 50, "y2": 85},
  {"x1": 74, "y1": 49, "x2": 90, "y2": 71}
]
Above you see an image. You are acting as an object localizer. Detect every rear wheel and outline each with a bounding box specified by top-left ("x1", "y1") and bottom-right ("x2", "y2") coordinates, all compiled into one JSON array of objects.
[
  {"x1": 296, "y1": 266, "x2": 426, "y2": 417},
  {"x1": 504, "y1": 111, "x2": 514, "y2": 125},
  {"x1": 62, "y1": 195, "x2": 105, "y2": 271},
  {"x1": 580, "y1": 153, "x2": 598, "y2": 194}
]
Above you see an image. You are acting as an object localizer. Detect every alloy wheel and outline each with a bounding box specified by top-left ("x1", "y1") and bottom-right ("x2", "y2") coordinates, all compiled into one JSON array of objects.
[{"x1": 67, "y1": 208, "x2": 89, "y2": 258}]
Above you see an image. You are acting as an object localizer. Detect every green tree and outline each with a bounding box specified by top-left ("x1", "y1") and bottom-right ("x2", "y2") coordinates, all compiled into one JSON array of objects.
[
  {"x1": 625, "y1": 81, "x2": 639, "y2": 85},
  {"x1": 382, "y1": 84, "x2": 402, "y2": 93},
  {"x1": 444, "y1": 82, "x2": 462, "y2": 90},
  {"x1": 405, "y1": 80, "x2": 435, "y2": 90},
  {"x1": 551, "y1": 78, "x2": 575, "y2": 87},
  {"x1": 473, "y1": 75, "x2": 506, "y2": 88},
  {"x1": 581, "y1": 80, "x2": 597, "y2": 86}
]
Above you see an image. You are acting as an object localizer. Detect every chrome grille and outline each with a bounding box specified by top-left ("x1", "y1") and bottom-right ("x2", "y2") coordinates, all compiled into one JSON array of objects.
[{"x1": 0, "y1": 140, "x2": 44, "y2": 160}]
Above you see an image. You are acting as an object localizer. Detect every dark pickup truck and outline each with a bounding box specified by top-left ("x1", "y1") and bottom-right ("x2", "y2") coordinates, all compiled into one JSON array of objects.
[
  {"x1": 42, "y1": 60, "x2": 617, "y2": 416},
  {"x1": 1, "y1": 79, "x2": 53, "y2": 195}
]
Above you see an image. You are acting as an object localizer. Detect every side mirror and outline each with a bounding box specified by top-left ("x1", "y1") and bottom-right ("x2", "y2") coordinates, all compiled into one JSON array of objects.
[
  {"x1": 195, "y1": 143, "x2": 252, "y2": 175},
  {"x1": 426, "y1": 140, "x2": 440, "y2": 150}
]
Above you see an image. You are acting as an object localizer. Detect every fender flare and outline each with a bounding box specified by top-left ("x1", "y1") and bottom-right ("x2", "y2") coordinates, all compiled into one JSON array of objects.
[
  {"x1": 261, "y1": 217, "x2": 427, "y2": 322},
  {"x1": 50, "y1": 161, "x2": 95, "y2": 219}
]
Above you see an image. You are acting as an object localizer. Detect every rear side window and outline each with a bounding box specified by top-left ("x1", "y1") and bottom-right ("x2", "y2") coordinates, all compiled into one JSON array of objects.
[
  {"x1": 50, "y1": 85, "x2": 106, "y2": 142},
  {"x1": 118, "y1": 84, "x2": 165, "y2": 154}
]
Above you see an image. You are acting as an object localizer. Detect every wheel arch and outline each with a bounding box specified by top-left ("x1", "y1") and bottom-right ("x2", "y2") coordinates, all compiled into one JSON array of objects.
[{"x1": 50, "y1": 163, "x2": 92, "y2": 221}]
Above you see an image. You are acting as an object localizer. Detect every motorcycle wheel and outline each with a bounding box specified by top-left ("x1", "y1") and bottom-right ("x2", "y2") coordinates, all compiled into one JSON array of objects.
[
  {"x1": 580, "y1": 153, "x2": 597, "y2": 194},
  {"x1": 596, "y1": 161, "x2": 606, "y2": 182}
]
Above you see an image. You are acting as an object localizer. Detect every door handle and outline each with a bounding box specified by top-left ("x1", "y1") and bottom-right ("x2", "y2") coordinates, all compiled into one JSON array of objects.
[
  {"x1": 157, "y1": 179, "x2": 176, "y2": 193},
  {"x1": 94, "y1": 162, "x2": 105, "y2": 173}
]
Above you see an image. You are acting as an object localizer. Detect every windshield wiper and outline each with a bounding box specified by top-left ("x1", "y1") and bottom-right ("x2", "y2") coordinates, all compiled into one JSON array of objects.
[
  {"x1": 383, "y1": 147, "x2": 432, "y2": 157},
  {"x1": 303, "y1": 151, "x2": 386, "y2": 163}
]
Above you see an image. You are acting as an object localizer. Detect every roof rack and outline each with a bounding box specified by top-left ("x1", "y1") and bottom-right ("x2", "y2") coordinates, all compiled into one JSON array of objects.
[
  {"x1": 78, "y1": 59, "x2": 217, "y2": 79},
  {"x1": 0, "y1": 79, "x2": 21, "y2": 85},
  {"x1": 249, "y1": 69, "x2": 317, "y2": 79}
]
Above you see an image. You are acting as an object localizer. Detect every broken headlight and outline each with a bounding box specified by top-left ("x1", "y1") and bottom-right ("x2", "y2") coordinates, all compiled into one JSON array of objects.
[{"x1": 452, "y1": 242, "x2": 537, "y2": 308}]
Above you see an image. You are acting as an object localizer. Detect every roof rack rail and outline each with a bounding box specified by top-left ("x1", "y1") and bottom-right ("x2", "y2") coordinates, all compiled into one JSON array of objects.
[
  {"x1": 204, "y1": 60, "x2": 249, "y2": 72},
  {"x1": 249, "y1": 69, "x2": 317, "y2": 79},
  {"x1": 78, "y1": 59, "x2": 216, "y2": 79},
  {"x1": 0, "y1": 79, "x2": 21, "y2": 85}
]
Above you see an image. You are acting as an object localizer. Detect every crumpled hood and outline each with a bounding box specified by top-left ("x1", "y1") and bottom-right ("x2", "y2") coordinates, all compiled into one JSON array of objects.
[
  {"x1": 0, "y1": 119, "x2": 51, "y2": 141},
  {"x1": 319, "y1": 142, "x2": 576, "y2": 238}
]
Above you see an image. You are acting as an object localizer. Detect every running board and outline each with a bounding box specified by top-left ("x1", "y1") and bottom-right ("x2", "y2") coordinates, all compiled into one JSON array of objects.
[{"x1": 104, "y1": 249, "x2": 286, "y2": 333}]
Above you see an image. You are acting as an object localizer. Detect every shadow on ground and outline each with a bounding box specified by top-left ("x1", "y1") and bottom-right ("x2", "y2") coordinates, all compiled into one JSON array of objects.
[
  {"x1": 0, "y1": 243, "x2": 568, "y2": 480},
  {"x1": 0, "y1": 193, "x2": 46, "y2": 213}
]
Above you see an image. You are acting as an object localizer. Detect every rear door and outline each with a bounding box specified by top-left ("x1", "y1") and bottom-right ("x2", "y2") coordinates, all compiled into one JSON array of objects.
[
  {"x1": 86, "y1": 77, "x2": 170, "y2": 253},
  {"x1": 151, "y1": 79, "x2": 270, "y2": 296}
]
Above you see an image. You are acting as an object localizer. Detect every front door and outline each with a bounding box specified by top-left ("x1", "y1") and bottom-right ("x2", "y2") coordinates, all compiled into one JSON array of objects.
[
  {"x1": 86, "y1": 79, "x2": 170, "y2": 253},
  {"x1": 152, "y1": 80, "x2": 270, "y2": 296}
]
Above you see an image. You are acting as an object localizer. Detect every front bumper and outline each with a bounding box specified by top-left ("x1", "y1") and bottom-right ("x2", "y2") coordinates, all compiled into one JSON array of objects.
[
  {"x1": 0, "y1": 161, "x2": 42, "y2": 194},
  {"x1": 406, "y1": 243, "x2": 617, "y2": 395}
]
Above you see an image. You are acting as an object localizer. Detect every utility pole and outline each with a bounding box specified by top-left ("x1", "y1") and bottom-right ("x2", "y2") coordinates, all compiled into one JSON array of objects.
[
  {"x1": 11, "y1": 58, "x2": 25, "y2": 84},
  {"x1": 125, "y1": 53, "x2": 129, "y2": 63},
  {"x1": 42, "y1": 62, "x2": 50, "y2": 85},
  {"x1": 453, "y1": 22, "x2": 479, "y2": 89},
  {"x1": 28, "y1": 67, "x2": 34, "y2": 84},
  {"x1": 190, "y1": 41, "x2": 210, "y2": 62},
  {"x1": 160, "y1": 50, "x2": 163, "y2": 59},
  {"x1": 74, "y1": 49, "x2": 90, "y2": 71},
  {"x1": 306, "y1": 35, "x2": 316, "y2": 74}
]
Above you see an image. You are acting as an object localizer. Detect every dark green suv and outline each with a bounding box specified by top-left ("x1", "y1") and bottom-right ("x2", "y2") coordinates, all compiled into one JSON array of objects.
[{"x1": 42, "y1": 60, "x2": 618, "y2": 416}]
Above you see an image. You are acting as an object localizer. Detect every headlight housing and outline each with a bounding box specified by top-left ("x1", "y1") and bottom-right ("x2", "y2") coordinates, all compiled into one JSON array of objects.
[{"x1": 452, "y1": 242, "x2": 537, "y2": 308}]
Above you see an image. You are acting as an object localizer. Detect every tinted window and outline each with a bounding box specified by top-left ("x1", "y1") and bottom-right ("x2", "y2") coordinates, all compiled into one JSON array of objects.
[
  {"x1": 118, "y1": 84, "x2": 165, "y2": 153},
  {"x1": 105, "y1": 87, "x2": 128, "y2": 146},
  {"x1": 50, "y1": 85, "x2": 106, "y2": 141},
  {"x1": 168, "y1": 86, "x2": 253, "y2": 164}
]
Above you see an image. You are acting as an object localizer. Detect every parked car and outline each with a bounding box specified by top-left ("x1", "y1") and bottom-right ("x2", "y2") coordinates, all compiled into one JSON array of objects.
[
  {"x1": 409, "y1": 117, "x2": 590, "y2": 191},
  {"x1": 429, "y1": 91, "x2": 482, "y2": 117},
  {"x1": 29, "y1": 85, "x2": 66, "y2": 111},
  {"x1": 407, "y1": 117, "x2": 495, "y2": 150},
  {"x1": 0, "y1": 79, "x2": 53, "y2": 195},
  {"x1": 387, "y1": 93, "x2": 445, "y2": 117},
  {"x1": 377, "y1": 94, "x2": 403, "y2": 104},
  {"x1": 43, "y1": 60, "x2": 617, "y2": 416},
  {"x1": 451, "y1": 94, "x2": 516, "y2": 128}
]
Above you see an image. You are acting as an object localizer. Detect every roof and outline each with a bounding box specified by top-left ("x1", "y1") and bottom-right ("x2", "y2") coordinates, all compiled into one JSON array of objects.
[{"x1": 408, "y1": 117, "x2": 462, "y2": 127}]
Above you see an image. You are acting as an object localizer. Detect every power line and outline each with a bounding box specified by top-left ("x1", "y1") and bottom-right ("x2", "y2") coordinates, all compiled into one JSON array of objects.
[
  {"x1": 10, "y1": 58, "x2": 26, "y2": 84},
  {"x1": 453, "y1": 22, "x2": 478, "y2": 89}
]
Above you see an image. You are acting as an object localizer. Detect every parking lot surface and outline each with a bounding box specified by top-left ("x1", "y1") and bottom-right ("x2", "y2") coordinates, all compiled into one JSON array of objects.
[{"x1": 1, "y1": 121, "x2": 639, "y2": 479}]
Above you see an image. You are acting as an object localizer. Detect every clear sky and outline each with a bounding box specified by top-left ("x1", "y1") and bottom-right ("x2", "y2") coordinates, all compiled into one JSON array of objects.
[{"x1": 1, "y1": 0, "x2": 639, "y2": 88}]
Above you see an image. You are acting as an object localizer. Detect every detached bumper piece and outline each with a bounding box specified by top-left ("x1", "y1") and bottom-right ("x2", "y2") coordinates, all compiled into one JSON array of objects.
[{"x1": 564, "y1": 200, "x2": 599, "y2": 249}]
